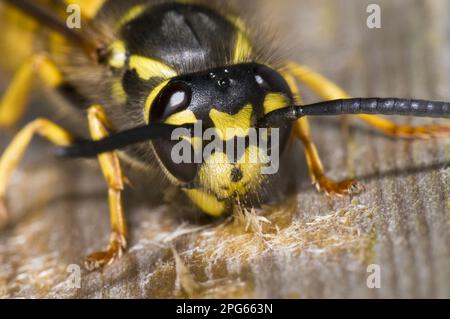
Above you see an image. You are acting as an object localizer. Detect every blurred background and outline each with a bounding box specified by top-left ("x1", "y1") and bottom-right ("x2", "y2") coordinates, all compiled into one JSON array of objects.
[{"x1": 0, "y1": 0, "x2": 449, "y2": 298}]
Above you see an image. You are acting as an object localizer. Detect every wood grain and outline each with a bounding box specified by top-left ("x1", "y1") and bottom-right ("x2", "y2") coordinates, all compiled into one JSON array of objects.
[{"x1": 0, "y1": 0, "x2": 449, "y2": 298}]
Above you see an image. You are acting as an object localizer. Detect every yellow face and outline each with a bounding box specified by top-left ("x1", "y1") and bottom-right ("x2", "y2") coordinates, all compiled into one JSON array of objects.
[{"x1": 198, "y1": 145, "x2": 269, "y2": 200}]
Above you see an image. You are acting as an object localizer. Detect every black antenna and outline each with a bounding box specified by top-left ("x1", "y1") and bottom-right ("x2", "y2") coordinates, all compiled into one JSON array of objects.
[
  {"x1": 259, "y1": 98, "x2": 450, "y2": 127},
  {"x1": 60, "y1": 98, "x2": 449, "y2": 158},
  {"x1": 58, "y1": 123, "x2": 193, "y2": 158}
]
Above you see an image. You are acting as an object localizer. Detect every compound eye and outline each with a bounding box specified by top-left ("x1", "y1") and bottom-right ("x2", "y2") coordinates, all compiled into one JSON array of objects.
[
  {"x1": 254, "y1": 65, "x2": 291, "y2": 95},
  {"x1": 150, "y1": 81, "x2": 192, "y2": 122}
]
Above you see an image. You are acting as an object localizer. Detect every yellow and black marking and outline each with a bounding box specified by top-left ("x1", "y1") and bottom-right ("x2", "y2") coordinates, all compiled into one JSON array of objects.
[{"x1": 1, "y1": 0, "x2": 449, "y2": 270}]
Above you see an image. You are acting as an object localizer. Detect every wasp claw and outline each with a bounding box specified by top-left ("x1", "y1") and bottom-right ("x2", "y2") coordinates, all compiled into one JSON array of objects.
[
  {"x1": 84, "y1": 232, "x2": 127, "y2": 271},
  {"x1": 315, "y1": 177, "x2": 364, "y2": 197}
]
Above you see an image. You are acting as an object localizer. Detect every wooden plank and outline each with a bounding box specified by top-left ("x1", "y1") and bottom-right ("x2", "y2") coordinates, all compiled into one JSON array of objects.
[{"x1": 0, "y1": 0, "x2": 449, "y2": 298}]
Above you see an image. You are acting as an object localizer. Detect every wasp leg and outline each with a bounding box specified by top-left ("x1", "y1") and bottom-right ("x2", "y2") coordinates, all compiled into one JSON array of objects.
[
  {"x1": 0, "y1": 118, "x2": 74, "y2": 225},
  {"x1": 281, "y1": 71, "x2": 363, "y2": 196},
  {"x1": 0, "y1": 54, "x2": 62, "y2": 129},
  {"x1": 284, "y1": 61, "x2": 450, "y2": 139},
  {"x1": 84, "y1": 105, "x2": 127, "y2": 271},
  {"x1": 293, "y1": 116, "x2": 362, "y2": 196}
]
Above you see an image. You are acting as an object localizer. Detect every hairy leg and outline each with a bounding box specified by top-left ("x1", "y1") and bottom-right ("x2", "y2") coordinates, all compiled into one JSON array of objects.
[
  {"x1": 0, "y1": 118, "x2": 73, "y2": 225},
  {"x1": 83, "y1": 104, "x2": 128, "y2": 271},
  {"x1": 0, "y1": 54, "x2": 62, "y2": 129},
  {"x1": 281, "y1": 71, "x2": 362, "y2": 196}
]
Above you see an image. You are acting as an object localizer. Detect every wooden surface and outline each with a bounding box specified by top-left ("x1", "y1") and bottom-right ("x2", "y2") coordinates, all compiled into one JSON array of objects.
[{"x1": 1, "y1": 0, "x2": 449, "y2": 298}]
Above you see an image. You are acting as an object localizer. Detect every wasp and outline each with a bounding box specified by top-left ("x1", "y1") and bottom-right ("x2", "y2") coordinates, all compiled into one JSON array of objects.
[{"x1": 0, "y1": 0, "x2": 449, "y2": 271}]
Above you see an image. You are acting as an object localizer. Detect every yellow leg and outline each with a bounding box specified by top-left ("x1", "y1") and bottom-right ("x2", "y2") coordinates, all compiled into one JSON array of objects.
[
  {"x1": 293, "y1": 117, "x2": 362, "y2": 196},
  {"x1": 0, "y1": 105, "x2": 127, "y2": 269},
  {"x1": 84, "y1": 105, "x2": 128, "y2": 271},
  {"x1": 281, "y1": 70, "x2": 362, "y2": 196},
  {"x1": 284, "y1": 61, "x2": 450, "y2": 139},
  {"x1": 0, "y1": 118, "x2": 74, "y2": 224},
  {"x1": 0, "y1": 54, "x2": 62, "y2": 129}
]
